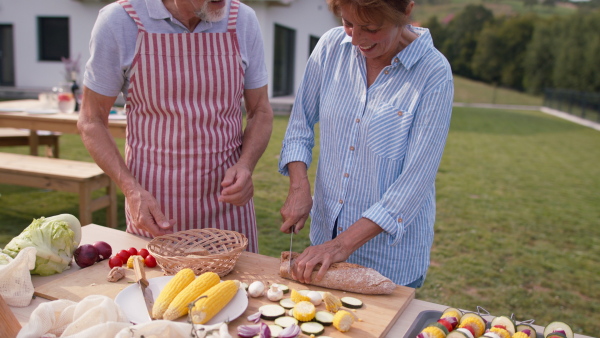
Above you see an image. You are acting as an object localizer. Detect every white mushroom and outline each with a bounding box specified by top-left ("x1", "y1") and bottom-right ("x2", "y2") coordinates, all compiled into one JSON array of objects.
[
  {"x1": 247, "y1": 281, "x2": 265, "y2": 297},
  {"x1": 267, "y1": 283, "x2": 284, "y2": 301},
  {"x1": 306, "y1": 290, "x2": 323, "y2": 306}
]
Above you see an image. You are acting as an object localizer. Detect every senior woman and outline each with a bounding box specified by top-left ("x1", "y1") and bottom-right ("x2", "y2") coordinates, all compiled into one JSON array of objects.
[{"x1": 278, "y1": 0, "x2": 453, "y2": 287}]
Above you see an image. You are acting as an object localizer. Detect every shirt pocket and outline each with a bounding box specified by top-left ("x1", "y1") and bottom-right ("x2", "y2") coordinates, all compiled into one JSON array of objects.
[{"x1": 366, "y1": 102, "x2": 413, "y2": 161}]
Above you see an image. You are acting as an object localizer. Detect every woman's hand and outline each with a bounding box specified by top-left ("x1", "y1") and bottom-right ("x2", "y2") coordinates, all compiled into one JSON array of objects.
[
  {"x1": 292, "y1": 239, "x2": 351, "y2": 284},
  {"x1": 125, "y1": 187, "x2": 175, "y2": 237},
  {"x1": 280, "y1": 177, "x2": 313, "y2": 234}
]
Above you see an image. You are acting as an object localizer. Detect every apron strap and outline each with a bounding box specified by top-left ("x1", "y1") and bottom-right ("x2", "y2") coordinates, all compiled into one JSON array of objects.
[
  {"x1": 227, "y1": 0, "x2": 240, "y2": 33},
  {"x1": 118, "y1": 0, "x2": 147, "y2": 33}
]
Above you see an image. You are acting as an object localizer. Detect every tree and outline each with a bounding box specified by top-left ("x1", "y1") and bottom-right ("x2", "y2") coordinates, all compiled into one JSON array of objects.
[
  {"x1": 422, "y1": 16, "x2": 446, "y2": 51},
  {"x1": 523, "y1": 18, "x2": 558, "y2": 94}
]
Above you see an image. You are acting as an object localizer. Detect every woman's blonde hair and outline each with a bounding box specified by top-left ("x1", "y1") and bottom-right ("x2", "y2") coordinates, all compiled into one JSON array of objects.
[{"x1": 327, "y1": 0, "x2": 412, "y2": 26}]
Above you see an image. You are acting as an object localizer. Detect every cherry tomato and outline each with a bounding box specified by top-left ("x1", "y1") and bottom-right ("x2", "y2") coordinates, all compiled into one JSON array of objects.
[
  {"x1": 108, "y1": 255, "x2": 123, "y2": 269},
  {"x1": 138, "y1": 248, "x2": 150, "y2": 259},
  {"x1": 127, "y1": 247, "x2": 138, "y2": 256},
  {"x1": 117, "y1": 249, "x2": 131, "y2": 262},
  {"x1": 144, "y1": 255, "x2": 157, "y2": 268}
]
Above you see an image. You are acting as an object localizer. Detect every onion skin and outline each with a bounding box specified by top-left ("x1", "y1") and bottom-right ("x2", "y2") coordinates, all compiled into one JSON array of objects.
[
  {"x1": 73, "y1": 244, "x2": 99, "y2": 268},
  {"x1": 278, "y1": 324, "x2": 300, "y2": 338},
  {"x1": 92, "y1": 241, "x2": 112, "y2": 261}
]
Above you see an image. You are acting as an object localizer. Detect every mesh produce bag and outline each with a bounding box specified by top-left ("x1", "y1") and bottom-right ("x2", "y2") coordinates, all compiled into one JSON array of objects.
[{"x1": 0, "y1": 247, "x2": 36, "y2": 307}]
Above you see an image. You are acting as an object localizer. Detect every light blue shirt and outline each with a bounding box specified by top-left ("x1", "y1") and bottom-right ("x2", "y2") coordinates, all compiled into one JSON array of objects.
[{"x1": 279, "y1": 26, "x2": 453, "y2": 285}]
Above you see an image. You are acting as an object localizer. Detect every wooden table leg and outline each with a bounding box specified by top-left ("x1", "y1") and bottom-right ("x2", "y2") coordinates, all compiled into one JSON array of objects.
[{"x1": 28, "y1": 130, "x2": 39, "y2": 156}]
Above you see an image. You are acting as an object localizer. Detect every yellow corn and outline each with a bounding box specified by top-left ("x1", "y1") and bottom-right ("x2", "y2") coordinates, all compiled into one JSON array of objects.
[
  {"x1": 514, "y1": 332, "x2": 531, "y2": 338},
  {"x1": 459, "y1": 317, "x2": 486, "y2": 337},
  {"x1": 420, "y1": 326, "x2": 446, "y2": 338},
  {"x1": 290, "y1": 289, "x2": 310, "y2": 303},
  {"x1": 292, "y1": 301, "x2": 316, "y2": 322},
  {"x1": 126, "y1": 255, "x2": 142, "y2": 269},
  {"x1": 162, "y1": 271, "x2": 220, "y2": 320},
  {"x1": 490, "y1": 327, "x2": 511, "y2": 338},
  {"x1": 190, "y1": 280, "x2": 240, "y2": 324},
  {"x1": 332, "y1": 310, "x2": 355, "y2": 333},
  {"x1": 322, "y1": 292, "x2": 342, "y2": 312},
  {"x1": 152, "y1": 268, "x2": 196, "y2": 319}
]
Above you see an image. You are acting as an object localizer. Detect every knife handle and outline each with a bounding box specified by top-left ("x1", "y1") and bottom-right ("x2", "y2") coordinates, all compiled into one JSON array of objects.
[{"x1": 133, "y1": 256, "x2": 148, "y2": 287}]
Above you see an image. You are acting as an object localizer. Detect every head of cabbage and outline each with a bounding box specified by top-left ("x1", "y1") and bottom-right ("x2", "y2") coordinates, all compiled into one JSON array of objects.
[{"x1": 2, "y1": 214, "x2": 81, "y2": 276}]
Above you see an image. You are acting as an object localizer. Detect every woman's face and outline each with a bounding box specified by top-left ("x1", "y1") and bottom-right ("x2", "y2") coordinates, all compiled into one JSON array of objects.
[{"x1": 341, "y1": 5, "x2": 404, "y2": 63}]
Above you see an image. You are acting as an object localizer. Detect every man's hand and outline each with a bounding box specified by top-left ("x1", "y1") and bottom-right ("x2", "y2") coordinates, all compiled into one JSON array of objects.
[
  {"x1": 125, "y1": 187, "x2": 175, "y2": 237},
  {"x1": 219, "y1": 164, "x2": 254, "y2": 206},
  {"x1": 291, "y1": 239, "x2": 351, "y2": 284}
]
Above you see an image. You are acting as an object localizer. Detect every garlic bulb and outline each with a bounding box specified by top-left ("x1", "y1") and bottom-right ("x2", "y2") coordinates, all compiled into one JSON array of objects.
[
  {"x1": 247, "y1": 281, "x2": 265, "y2": 297},
  {"x1": 306, "y1": 290, "x2": 323, "y2": 306},
  {"x1": 267, "y1": 283, "x2": 284, "y2": 301}
]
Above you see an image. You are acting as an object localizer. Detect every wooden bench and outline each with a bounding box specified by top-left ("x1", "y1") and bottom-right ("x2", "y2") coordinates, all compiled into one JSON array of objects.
[
  {"x1": 0, "y1": 128, "x2": 60, "y2": 158},
  {"x1": 0, "y1": 153, "x2": 117, "y2": 228}
]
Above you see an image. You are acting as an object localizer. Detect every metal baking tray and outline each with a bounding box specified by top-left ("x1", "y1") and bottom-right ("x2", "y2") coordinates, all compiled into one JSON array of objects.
[{"x1": 403, "y1": 310, "x2": 544, "y2": 338}]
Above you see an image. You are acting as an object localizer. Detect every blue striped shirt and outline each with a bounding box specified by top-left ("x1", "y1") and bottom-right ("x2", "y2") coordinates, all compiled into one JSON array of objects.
[{"x1": 278, "y1": 25, "x2": 453, "y2": 285}]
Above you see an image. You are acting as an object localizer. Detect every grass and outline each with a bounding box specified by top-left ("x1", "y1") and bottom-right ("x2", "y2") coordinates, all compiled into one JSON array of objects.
[
  {"x1": 453, "y1": 76, "x2": 543, "y2": 106},
  {"x1": 1, "y1": 88, "x2": 598, "y2": 335}
]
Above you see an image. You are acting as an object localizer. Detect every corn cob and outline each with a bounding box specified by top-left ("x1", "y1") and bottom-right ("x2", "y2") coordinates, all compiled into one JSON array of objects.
[
  {"x1": 459, "y1": 317, "x2": 486, "y2": 337},
  {"x1": 152, "y1": 268, "x2": 196, "y2": 319},
  {"x1": 332, "y1": 310, "x2": 355, "y2": 333},
  {"x1": 290, "y1": 289, "x2": 311, "y2": 303},
  {"x1": 513, "y1": 332, "x2": 530, "y2": 338},
  {"x1": 162, "y1": 271, "x2": 220, "y2": 320},
  {"x1": 490, "y1": 327, "x2": 511, "y2": 338},
  {"x1": 126, "y1": 255, "x2": 142, "y2": 269},
  {"x1": 322, "y1": 292, "x2": 342, "y2": 312},
  {"x1": 190, "y1": 280, "x2": 240, "y2": 324},
  {"x1": 293, "y1": 301, "x2": 316, "y2": 322},
  {"x1": 420, "y1": 326, "x2": 446, "y2": 338}
]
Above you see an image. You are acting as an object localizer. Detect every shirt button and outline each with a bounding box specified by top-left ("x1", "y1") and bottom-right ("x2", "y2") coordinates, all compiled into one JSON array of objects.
[
  {"x1": 398, "y1": 218, "x2": 403, "y2": 222},
  {"x1": 339, "y1": 199, "x2": 344, "y2": 204},
  {"x1": 338, "y1": 227, "x2": 343, "y2": 232},
  {"x1": 344, "y1": 173, "x2": 349, "y2": 178},
  {"x1": 355, "y1": 118, "x2": 360, "y2": 123},
  {"x1": 349, "y1": 146, "x2": 355, "y2": 151},
  {"x1": 384, "y1": 70, "x2": 389, "y2": 75},
  {"x1": 394, "y1": 58, "x2": 399, "y2": 63},
  {"x1": 397, "y1": 111, "x2": 403, "y2": 116}
]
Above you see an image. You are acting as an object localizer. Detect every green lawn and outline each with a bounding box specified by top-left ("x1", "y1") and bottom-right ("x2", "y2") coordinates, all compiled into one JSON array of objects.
[
  {"x1": 453, "y1": 76, "x2": 543, "y2": 106},
  {"x1": 1, "y1": 106, "x2": 598, "y2": 334}
]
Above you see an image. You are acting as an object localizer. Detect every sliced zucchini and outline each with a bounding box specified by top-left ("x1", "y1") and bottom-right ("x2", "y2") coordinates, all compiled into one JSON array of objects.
[
  {"x1": 259, "y1": 304, "x2": 286, "y2": 320},
  {"x1": 427, "y1": 321, "x2": 449, "y2": 335},
  {"x1": 459, "y1": 313, "x2": 486, "y2": 337},
  {"x1": 279, "y1": 297, "x2": 296, "y2": 309},
  {"x1": 448, "y1": 329, "x2": 474, "y2": 338},
  {"x1": 490, "y1": 316, "x2": 516, "y2": 335},
  {"x1": 483, "y1": 332, "x2": 502, "y2": 338},
  {"x1": 543, "y1": 322, "x2": 573, "y2": 338},
  {"x1": 315, "y1": 311, "x2": 334, "y2": 326},
  {"x1": 300, "y1": 322, "x2": 325, "y2": 336},
  {"x1": 274, "y1": 316, "x2": 298, "y2": 328},
  {"x1": 340, "y1": 296, "x2": 363, "y2": 309},
  {"x1": 516, "y1": 324, "x2": 537, "y2": 338},
  {"x1": 442, "y1": 307, "x2": 463, "y2": 321},
  {"x1": 278, "y1": 284, "x2": 290, "y2": 294},
  {"x1": 298, "y1": 289, "x2": 311, "y2": 296},
  {"x1": 268, "y1": 324, "x2": 283, "y2": 338},
  {"x1": 547, "y1": 333, "x2": 568, "y2": 338}
]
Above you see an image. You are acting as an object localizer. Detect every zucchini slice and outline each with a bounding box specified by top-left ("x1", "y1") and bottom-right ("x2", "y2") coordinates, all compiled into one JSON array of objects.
[
  {"x1": 340, "y1": 296, "x2": 363, "y2": 309},
  {"x1": 274, "y1": 316, "x2": 298, "y2": 328},
  {"x1": 315, "y1": 311, "x2": 334, "y2": 326},
  {"x1": 278, "y1": 284, "x2": 290, "y2": 294},
  {"x1": 259, "y1": 304, "x2": 286, "y2": 320},
  {"x1": 268, "y1": 324, "x2": 283, "y2": 337},
  {"x1": 516, "y1": 324, "x2": 537, "y2": 338},
  {"x1": 448, "y1": 329, "x2": 475, "y2": 338},
  {"x1": 490, "y1": 316, "x2": 516, "y2": 335},
  {"x1": 300, "y1": 322, "x2": 325, "y2": 336},
  {"x1": 279, "y1": 297, "x2": 296, "y2": 309},
  {"x1": 543, "y1": 322, "x2": 574, "y2": 338}
]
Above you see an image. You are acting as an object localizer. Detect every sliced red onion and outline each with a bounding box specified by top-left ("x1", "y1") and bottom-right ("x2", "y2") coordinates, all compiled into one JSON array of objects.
[
  {"x1": 259, "y1": 322, "x2": 271, "y2": 338},
  {"x1": 444, "y1": 316, "x2": 458, "y2": 328},
  {"x1": 278, "y1": 324, "x2": 300, "y2": 338},
  {"x1": 247, "y1": 310, "x2": 262, "y2": 323},
  {"x1": 237, "y1": 324, "x2": 261, "y2": 338},
  {"x1": 522, "y1": 329, "x2": 532, "y2": 336}
]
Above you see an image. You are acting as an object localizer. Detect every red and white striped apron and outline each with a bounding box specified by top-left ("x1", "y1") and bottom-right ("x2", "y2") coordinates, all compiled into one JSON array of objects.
[{"x1": 118, "y1": 0, "x2": 258, "y2": 252}]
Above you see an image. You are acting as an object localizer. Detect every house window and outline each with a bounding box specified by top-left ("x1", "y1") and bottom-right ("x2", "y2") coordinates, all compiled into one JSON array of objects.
[
  {"x1": 309, "y1": 35, "x2": 320, "y2": 57},
  {"x1": 38, "y1": 17, "x2": 69, "y2": 61},
  {"x1": 273, "y1": 24, "x2": 295, "y2": 97}
]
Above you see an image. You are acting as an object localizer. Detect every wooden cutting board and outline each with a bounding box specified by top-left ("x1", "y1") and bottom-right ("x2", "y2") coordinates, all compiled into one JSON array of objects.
[{"x1": 32, "y1": 225, "x2": 415, "y2": 337}]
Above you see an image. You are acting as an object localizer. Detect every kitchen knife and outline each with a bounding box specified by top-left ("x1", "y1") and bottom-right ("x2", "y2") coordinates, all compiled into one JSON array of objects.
[
  {"x1": 288, "y1": 225, "x2": 295, "y2": 274},
  {"x1": 133, "y1": 256, "x2": 154, "y2": 320}
]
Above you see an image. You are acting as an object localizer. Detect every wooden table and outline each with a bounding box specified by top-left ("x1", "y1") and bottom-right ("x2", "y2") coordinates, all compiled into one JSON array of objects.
[
  {"x1": 8, "y1": 225, "x2": 594, "y2": 338},
  {"x1": 0, "y1": 99, "x2": 126, "y2": 155}
]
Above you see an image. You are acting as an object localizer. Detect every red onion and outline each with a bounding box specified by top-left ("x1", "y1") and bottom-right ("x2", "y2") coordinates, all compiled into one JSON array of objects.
[
  {"x1": 247, "y1": 310, "x2": 262, "y2": 323},
  {"x1": 522, "y1": 329, "x2": 532, "y2": 336},
  {"x1": 259, "y1": 323, "x2": 271, "y2": 338},
  {"x1": 444, "y1": 316, "x2": 458, "y2": 328},
  {"x1": 237, "y1": 323, "x2": 270, "y2": 338},
  {"x1": 92, "y1": 241, "x2": 112, "y2": 261},
  {"x1": 278, "y1": 324, "x2": 300, "y2": 338}
]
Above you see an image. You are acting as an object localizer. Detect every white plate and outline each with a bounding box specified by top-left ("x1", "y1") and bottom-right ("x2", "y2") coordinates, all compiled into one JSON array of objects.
[
  {"x1": 26, "y1": 109, "x2": 59, "y2": 115},
  {"x1": 108, "y1": 114, "x2": 127, "y2": 120},
  {"x1": 114, "y1": 276, "x2": 248, "y2": 325},
  {"x1": 0, "y1": 107, "x2": 24, "y2": 112}
]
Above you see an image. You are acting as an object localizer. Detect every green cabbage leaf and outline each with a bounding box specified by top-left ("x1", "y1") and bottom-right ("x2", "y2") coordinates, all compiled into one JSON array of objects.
[{"x1": 2, "y1": 214, "x2": 81, "y2": 276}]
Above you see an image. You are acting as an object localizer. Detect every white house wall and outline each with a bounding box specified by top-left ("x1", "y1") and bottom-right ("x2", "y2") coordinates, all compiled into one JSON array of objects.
[{"x1": 0, "y1": 0, "x2": 339, "y2": 97}]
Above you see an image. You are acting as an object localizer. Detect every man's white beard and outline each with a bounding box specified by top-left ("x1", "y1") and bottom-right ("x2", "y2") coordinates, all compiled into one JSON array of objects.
[{"x1": 195, "y1": 0, "x2": 227, "y2": 22}]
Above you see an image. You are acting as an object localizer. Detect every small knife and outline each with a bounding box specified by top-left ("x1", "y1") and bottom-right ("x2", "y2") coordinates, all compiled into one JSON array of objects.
[
  {"x1": 288, "y1": 225, "x2": 295, "y2": 274},
  {"x1": 133, "y1": 256, "x2": 154, "y2": 320}
]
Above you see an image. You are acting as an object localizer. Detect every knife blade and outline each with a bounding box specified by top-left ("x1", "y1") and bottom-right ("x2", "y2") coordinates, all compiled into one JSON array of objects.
[
  {"x1": 133, "y1": 256, "x2": 154, "y2": 320},
  {"x1": 288, "y1": 225, "x2": 295, "y2": 274}
]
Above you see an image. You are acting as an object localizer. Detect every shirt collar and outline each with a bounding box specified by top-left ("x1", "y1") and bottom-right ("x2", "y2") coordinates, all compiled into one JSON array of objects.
[
  {"x1": 146, "y1": 0, "x2": 217, "y2": 32},
  {"x1": 341, "y1": 25, "x2": 433, "y2": 70}
]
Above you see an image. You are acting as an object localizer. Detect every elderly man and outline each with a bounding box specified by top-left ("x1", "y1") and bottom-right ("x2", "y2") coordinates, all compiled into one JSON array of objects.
[{"x1": 78, "y1": 0, "x2": 273, "y2": 253}]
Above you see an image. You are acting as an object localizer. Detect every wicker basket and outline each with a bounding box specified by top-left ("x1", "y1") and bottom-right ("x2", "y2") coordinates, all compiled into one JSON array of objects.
[{"x1": 147, "y1": 228, "x2": 248, "y2": 277}]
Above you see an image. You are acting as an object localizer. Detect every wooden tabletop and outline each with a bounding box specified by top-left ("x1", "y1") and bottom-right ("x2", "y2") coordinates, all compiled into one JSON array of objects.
[
  {"x1": 0, "y1": 99, "x2": 126, "y2": 139},
  {"x1": 8, "y1": 225, "x2": 594, "y2": 338}
]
